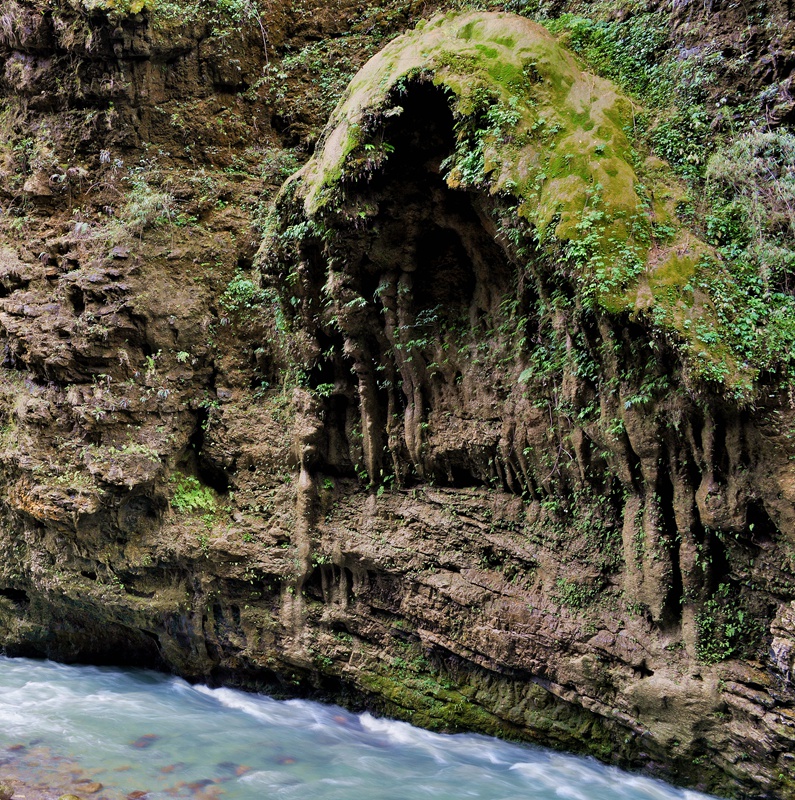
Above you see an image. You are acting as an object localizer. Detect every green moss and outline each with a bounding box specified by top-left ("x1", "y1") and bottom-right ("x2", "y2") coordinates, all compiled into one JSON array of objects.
[
  {"x1": 458, "y1": 20, "x2": 478, "y2": 40},
  {"x1": 355, "y1": 655, "x2": 646, "y2": 769},
  {"x1": 81, "y1": 0, "x2": 152, "y2": 13},
  {"x1": 493, "y1": 35, "x2": 516, "y2": 49},
  {"x1": 265, "y1": 11, "x2": 757, "y2": 394},
  {"x1": 293, "y1": 11, "x2": 641, "y2": 228},
  {"x1": 359, "y1": 669, "x2": 507, "y2": 734},
  {"x1": 475, "y1": 44, "x2": 499, "y2": 59}
]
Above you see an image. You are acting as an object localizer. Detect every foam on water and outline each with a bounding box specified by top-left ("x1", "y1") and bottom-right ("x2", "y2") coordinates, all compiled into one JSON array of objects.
[{"x1": 0, "y1": 656, "x2": 723, "y2": 800}]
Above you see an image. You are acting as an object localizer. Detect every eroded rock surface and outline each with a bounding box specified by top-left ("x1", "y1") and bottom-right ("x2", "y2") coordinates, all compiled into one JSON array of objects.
[{"x1": 0, "y1": 3, "x2": 794, "y2": 799}]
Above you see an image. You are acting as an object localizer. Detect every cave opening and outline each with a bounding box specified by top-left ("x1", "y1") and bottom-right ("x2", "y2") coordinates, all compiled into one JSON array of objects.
[
  {"x1": 67, "y1": 284, "x2": 86, "y2": 315},
  {"x1": 413, "y1": 225, "x2": 478, "y2": 320},
  {"x1": 183, "y1": 409, "x2": 231, "y2": 495},
  {"x1": 0, "y1": 586, "x2": 29, "y2": 605},
  {"x1": 745, "y1": 500, "x2": 777, "y2": 547}
]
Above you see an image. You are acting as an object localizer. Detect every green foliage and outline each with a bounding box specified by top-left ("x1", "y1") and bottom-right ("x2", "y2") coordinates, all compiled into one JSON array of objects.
[
  {"x1": 119, "y1": 174, "x2": 176, "y2": 234},
  {"x1": 220, "y1": 271, "x2": 267, "y2": 317},
  {"x1": 649, "y1": 106, "x2": 711, "y2": 181},
  {"x1": 563, "y1": 191, "x2": 646, "y2": 310},
  {"x1": 699, "y1": 131, "x2": 795, "y2": 385},
  {"x1": 705, "y1": 131, "x2": 795, "y2": 269},
  {"x1": 544, "y1": 12, "x2": 718, "y2": 179},
  {"x1": 170, "y1": 472, "x2": 217, "y2": 514},
  {"x1": 696, "y1": 583, "x2": 761, "y2": 664},
  {"x1": 545, "y1": 13, "x2": 671, "y2": 105},
  {"x1": 148, "y1": 0, "x2": 267, "y2": 38},
  {"x1": 284, "y1": 10, "x2": 727, "y2": 372},
  {"x1": 0, "y1": 101, "x2": 55, "y2": 201},
  {"x1": 78, "y1": 159, "x2": 183, "y2": 248},
  {"x1": 80, "y1": 0, "x2": 152, "y2": 15},
  {"x1": 281, "y1": 40, "x2": 361, "y2": 116},
  {"x1": 314, "y1": 383, "x2": 335, "y2": 398},
  {"x1": 554, "y1": 577, "x2": 599, "y2": 609}
]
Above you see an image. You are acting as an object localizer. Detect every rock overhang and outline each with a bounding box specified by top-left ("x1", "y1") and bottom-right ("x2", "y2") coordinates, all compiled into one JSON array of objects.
[{"x1": 263, "y1": 10, "x2": 747, "y2": 393}]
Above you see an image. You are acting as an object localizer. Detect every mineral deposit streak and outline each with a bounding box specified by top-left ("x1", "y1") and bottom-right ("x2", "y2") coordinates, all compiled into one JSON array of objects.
[{"x1": 0, "y1": 657, "x2": 720, "y2": 800}]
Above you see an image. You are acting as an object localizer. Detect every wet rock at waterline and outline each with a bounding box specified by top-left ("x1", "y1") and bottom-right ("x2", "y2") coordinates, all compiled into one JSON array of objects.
[{"x1": 0, "y1": 657, "x2": 720, "y2": 800}]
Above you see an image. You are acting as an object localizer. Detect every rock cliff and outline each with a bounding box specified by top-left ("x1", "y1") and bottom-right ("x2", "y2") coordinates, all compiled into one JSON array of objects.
[{"x1": 1, "y1": 1, "x2": 795, "y2": 797}]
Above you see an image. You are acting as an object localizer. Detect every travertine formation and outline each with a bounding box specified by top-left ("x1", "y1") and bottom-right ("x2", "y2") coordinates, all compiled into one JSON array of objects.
[{"x1": 1, "y1": 2, "x2": 795, "y2": 798}]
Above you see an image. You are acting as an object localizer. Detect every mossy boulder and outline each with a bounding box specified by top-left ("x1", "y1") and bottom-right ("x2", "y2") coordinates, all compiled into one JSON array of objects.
[{"x1": 268, "y1": 10, "x2": 744, "y2": 391}]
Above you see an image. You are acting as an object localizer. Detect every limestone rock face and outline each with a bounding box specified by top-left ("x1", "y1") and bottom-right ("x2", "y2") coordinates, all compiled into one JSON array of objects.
[{"x1": 0, "y1": 3, "x2": 794, "y2": 799}]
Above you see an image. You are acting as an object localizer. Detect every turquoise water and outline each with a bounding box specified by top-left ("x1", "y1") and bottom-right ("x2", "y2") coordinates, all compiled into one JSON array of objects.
[{"x1": 0, "y1": 656, "x2": 720, "y2": 800}]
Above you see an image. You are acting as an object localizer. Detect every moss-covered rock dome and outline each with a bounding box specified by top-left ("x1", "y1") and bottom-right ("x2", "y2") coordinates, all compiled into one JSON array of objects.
[{"x1": 266, "y1": 10, "x2": 737, "y2": 388}]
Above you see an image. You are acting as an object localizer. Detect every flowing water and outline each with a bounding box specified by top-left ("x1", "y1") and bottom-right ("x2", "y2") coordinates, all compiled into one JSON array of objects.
[{"x1": 0, "y1": 656, "x2": 721, "y2": 800}]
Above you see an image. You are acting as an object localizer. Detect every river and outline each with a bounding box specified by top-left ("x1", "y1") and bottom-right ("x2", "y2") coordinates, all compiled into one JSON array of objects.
[{"x1": 0, "y1": 656, "x2": 720, "y2": 800}]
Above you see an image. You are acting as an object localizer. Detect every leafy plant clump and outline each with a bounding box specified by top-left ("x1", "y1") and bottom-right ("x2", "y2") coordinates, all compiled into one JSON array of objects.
[
  {"x1": 705, "y1": 130, "x2": 795, "y2": 283},
  {"x1": 554, "y1": 577, "x2": 600, "y2": 609},
  {"x1": 695, "y1": 583, "x2": 762, "y2": 664},
  {"x1": 220, "y1": 271, "x2": 268, "y2": 317},
  {"x1": 698, "y1": 131, "x2": 795, "y2": 385},
  {"x1": 170, "y1": 472, "x2": 217, "y2": 514}
]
